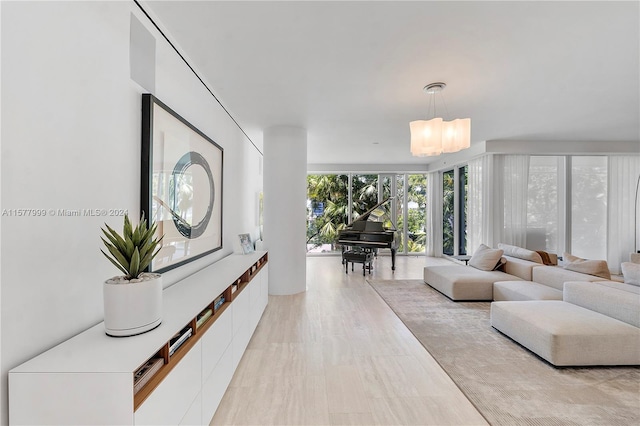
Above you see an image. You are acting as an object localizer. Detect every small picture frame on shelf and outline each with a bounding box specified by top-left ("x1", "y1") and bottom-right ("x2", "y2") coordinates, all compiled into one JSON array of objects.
[{"x1": 238, "y1": 233, "x2": 254, "y2": 254}]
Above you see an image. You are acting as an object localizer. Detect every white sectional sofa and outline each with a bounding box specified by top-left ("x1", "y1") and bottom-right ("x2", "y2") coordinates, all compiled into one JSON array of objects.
[
  {"x1": 491, "y1": 280, "x2": 640, "y2": 366},
  {"x1": 423, "y1": 244, "x2": 548, "y2": 301},
  {"x1": 424, "y1": 244, "x2": 640, "y2": 366},
  {"x1": 492, "y1": 265, "x2": 603, "y2": 301}
]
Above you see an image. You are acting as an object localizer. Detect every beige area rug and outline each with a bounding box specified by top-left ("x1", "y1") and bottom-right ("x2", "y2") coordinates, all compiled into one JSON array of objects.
[{"x1": 367, "y1": 279, "x2": 640, "y2": 426}]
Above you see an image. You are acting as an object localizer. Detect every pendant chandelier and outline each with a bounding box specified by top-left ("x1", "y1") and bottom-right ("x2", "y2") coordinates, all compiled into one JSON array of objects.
[{"x1": 410, "y1": 82, "x2": 471, "y2": 157}]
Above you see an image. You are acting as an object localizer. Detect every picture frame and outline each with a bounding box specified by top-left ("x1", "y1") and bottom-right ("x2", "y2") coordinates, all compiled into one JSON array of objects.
[
  {"x1": 238, "y1": 233, "x2": 254, "y2": 254},
  {"x1": 141, "y1": 94, "x2": 223, "y2": 273}
]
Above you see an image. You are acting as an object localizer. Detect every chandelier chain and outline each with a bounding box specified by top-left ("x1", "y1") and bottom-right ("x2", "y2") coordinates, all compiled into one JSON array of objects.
[
  {"x1": 425, "y1": 89, "x2": 452, "y2": 120},
  {"x1": 439, "y1": 91, "x2": 451, "y2": 120}
]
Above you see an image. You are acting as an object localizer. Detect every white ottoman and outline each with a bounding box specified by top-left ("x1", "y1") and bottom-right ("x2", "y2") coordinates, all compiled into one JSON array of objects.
[{"x1": 491, "y1": 300, "x2": 640, "y2": 366}]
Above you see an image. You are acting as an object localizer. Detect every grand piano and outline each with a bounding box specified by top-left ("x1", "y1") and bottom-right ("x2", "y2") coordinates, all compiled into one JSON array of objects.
[{"x1": 337, "y1": 198, "x2": 399, "y2": 271}]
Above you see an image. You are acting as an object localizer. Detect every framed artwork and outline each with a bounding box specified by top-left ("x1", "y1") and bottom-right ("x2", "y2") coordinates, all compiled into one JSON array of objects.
[
  {"x1": 238, "y1": 233, "x2": 254, "y2": 254},
  {"x1": 141, "y1": 94, "x2": 223, "y2": 273}
]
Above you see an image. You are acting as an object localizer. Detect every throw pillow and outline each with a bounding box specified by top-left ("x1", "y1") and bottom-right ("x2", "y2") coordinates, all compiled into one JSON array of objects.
[
  {"x1": 621, "y1": 262, "x2": 640, "y2": 286},
  {"x1": 563, "y1": 252, "x2": 611, "y2": 280},
  {"x1": 497, "y1": 243, "x2": 543, "y2": 264},
  {"x1": 469, "y1": 244, "x2": 504, "y2": 271},
  {"x1": 535, "y1": 250, "x2": 555, "y2": 265}
]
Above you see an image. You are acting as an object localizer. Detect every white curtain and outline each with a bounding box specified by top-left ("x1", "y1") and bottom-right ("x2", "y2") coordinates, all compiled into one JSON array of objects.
[
  {"x1": 607, "y1": 155, "x2": 640, "y2": 273},
  {"x1": 502, "y1": 155, "x2": 530, "y2": 247},
  {"x1": 425, "y1": 171, "x2": 442, "y2": 257},
  {"x1": 467, "y1": 155, "x2": 499, "y2": 253}
]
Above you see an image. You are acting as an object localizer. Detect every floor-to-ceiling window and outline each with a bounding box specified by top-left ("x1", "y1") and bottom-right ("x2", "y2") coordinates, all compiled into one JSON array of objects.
[
  {"x1": 382, "y1": 175, "x2": 393, "y2": 201},
  {"x1": 527, "y1": 156, "x2": 565, "y2": 254},
  {"x1": 351, "y1": 174, "x2": 379, "y2": 219},
  {"x1": 391, "y1": 175, "x2": 405, "y2": 253},
  {"x1": 526, "y1": 155, "x2": 608, "y2": 258},
  {"x1": 458, "y1": 165, "x2": 468, "y2": 255},
  {"x1": 571, "y1": 156, "x2": 607, "y2": 259},
  {"x1": 306, "y1": 174, "x2": 349, "y2": 253},
  {"x1": 442, "y1": 167, "x2": 468, "y2": 256},
  {"x1": 442, "y1": 170, "x2": 455, "y2": 255},
  {"x1": 307, "y1": 172, "x2": 428, "y2": 256},
  {"x1": 407, "y1": 174, "x2": 427, "y2": 253}
]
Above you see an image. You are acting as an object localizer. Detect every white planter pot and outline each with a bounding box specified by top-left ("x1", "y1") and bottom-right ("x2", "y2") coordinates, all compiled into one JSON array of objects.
[{"x1": 103, "y1": 273, "x2": 162, "y2": 337}]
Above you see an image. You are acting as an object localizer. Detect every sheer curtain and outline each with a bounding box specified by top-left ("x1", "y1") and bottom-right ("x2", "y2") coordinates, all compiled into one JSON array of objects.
[
  {"x1": 467, "y1": 155, "x2": 498, "y2": 253},
  {"x1": 502, "y1": 155, "x2": 530, "y2": 247},
  {"x1": 468, "y1": 154, "x2": 530, "y2": 253},
  {"x1": 425, "y1": 171, "x2": 442, "y2": 257},
  {"x1": 526, "y1": 156, "x2": 564, "y2": 254},
  {"x1": 607, "y1": 155, "x2": 640, "y2": 273}
]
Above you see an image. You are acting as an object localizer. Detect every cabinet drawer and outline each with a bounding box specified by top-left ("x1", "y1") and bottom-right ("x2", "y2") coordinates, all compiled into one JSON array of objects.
[
  {"x1": 250, "y1": 274, "x2": 261, "y2": 304},
  {"x1": 135, "y1": 341, "x2": 202, "y2": 425},
  {"x1": 232, "y1": 320, "x2": 251, "y2": 370},
  {"x1": 201, "y1": 306, "x2": 232, "y2": 380},
  {"x1": 232, "y1": 286, "x2": 250, "y2": 335},
  {"x1": 9, "y1": 372, "x2": 131, "y2": 425},
  {"x1": 179, "y1": 392, "x2": 202, "y2": 426},
  {"x1": 202, "y1": 343, "x2": 233, "y2": 423}
]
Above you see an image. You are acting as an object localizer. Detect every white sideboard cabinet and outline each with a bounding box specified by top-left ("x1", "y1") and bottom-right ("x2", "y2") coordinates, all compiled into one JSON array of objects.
[{"x1": 9, "y1": 252, "x2": 269, "y2": 425}]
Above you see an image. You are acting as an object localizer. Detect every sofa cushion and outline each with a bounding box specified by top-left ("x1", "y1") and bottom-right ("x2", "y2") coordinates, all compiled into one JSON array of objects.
[
  {"x1": 609, "y1": 274, "x2": 625, "y2": 283},
  {"x1": 563, "y1": 252, "x2": 611, "y2": 280},
  {"x1": 424, "y1": 265, "x2": 521, "y2": 301},
  {"x1": 469, "y1": 244, "x2": 504, "y2": 271},
  {"x1": 564, "y1": 281, "x2": 640, "y2": 328},
  {"x1": 502, "y1": 256, "x2": 542, "y2": 281},
  {"x1": 491, "y1": 300, "x2": 640, "y2": 366},
  {"x1": 498, "y1": 243, "x2": 543, "y2": 264},
  {"x1": 621, "y1": 262, "x2": 640, "y2": 286},
  {"x1": 594, "y1": 280, "x2": 640, "y2": 294},
  {"x1": 493, "y1": 280, "x2": 563, "y2": 301},
  {"x1": 532, "y1": 265, "x2": 601, "y2": 291}
]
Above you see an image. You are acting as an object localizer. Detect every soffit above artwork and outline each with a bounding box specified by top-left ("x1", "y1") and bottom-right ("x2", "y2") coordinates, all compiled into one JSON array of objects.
[{"x1": 141, "y1": 0, "x2": 640, "y2": 167}]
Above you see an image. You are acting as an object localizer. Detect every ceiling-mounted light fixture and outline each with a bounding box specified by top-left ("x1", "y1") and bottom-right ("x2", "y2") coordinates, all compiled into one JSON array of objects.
[{"x1": 410, "y1": 82, "x2": 471, "y2": 157}]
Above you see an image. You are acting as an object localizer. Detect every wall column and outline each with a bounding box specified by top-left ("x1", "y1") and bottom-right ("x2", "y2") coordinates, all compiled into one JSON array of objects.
[{"x1": 263, "y1": 126, "x2": 307, "y2": 295}]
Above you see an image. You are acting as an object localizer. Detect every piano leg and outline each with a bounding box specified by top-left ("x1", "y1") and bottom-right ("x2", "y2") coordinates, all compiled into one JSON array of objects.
[{"x1": 391, "y1": 248, "x2": 396, "y2": 271}]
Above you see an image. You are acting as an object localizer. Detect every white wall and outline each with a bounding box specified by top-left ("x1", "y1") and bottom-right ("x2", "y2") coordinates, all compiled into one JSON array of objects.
[{"x1": 0, "y1": 2, "x2": 262, "y2": 424}]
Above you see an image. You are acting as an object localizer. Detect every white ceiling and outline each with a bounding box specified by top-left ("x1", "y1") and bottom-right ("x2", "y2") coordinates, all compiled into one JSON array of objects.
[{"x1": 144, "y1": 0, "x2": 639, "y2": 166}]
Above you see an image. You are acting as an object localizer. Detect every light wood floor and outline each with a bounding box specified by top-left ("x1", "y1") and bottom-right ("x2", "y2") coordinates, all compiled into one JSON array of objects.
[{"x1": 211, "y1": 255, "x2": 488, "y2": 425}]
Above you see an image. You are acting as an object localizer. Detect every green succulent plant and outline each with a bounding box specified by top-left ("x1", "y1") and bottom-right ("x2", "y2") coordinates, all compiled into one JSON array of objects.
[{"x1": 101, "y1": 214, "x2": 164, "y2": 280}]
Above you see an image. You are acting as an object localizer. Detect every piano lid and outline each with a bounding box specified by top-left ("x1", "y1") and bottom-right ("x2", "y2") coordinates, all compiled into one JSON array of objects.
[{"x1": 348, "y1": 197, "x2": 397, "y2": 231}]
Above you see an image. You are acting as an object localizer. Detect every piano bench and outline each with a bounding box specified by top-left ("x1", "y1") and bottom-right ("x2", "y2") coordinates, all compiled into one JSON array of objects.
[{"x1": 342, "y1": 250, "x2": 373, "y2": 275}]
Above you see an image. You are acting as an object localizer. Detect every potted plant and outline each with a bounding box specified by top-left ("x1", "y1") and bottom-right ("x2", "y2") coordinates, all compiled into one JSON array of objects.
[{"x1": 101, "y1": 214, "x2": 164, "y2": 337}]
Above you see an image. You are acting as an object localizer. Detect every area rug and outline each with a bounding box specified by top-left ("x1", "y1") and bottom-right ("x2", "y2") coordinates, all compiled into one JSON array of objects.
[{"x1": 367, "y1": 279, "x2": 640, "y2": 426}]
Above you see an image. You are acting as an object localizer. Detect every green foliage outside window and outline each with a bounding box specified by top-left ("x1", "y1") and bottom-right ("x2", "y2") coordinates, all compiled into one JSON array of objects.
[
  {"x1": 406, "y1": 175, "x2": 427, "y2": 253},
  {"x1": 443, "y1": 171, "x2": 455, "y2": 255},
  {"x1": 307, "y1": 173, "x2": 428, "y2": 254},
  {"x1": 306, "y1": 174, "x2": 349, "y2": 251}
]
